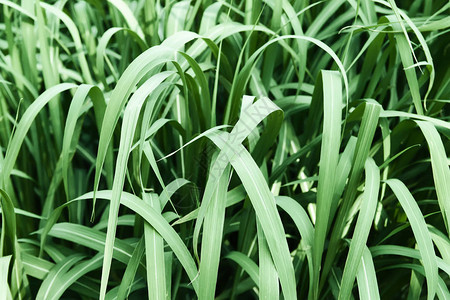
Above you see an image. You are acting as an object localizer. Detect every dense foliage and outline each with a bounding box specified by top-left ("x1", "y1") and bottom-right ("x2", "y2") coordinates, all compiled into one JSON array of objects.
[{"x1": 0, "y1": 0, "x2": 449, "y2": 299}]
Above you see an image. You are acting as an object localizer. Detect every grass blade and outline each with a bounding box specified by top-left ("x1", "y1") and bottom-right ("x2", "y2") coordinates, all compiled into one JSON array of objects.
[
  {"x1": 339, "y1": 158, "x2": 380, "y2": 299},
  {"x1": 143, "y1": 193, "x2": 167, "y2": 300},
  {"x1": 386, "y1": 179, "x2": 438, "y2": 300},
  {"x1": 356, "y1": 247, "x2": 380, "y2": 300},
  {"x1": 312, "y1": 70, "x2": 342, "y2": 299}
]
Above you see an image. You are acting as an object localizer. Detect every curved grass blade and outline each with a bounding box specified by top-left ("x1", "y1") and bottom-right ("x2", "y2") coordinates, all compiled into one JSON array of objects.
[
  {"x1": 96, "y1": 27, "x2": 147, "y2": 88},
  {"x1": 275, "y1": 195, "x2": 315, "y2": 297},
  {"x1": 356, "y1": 247, "x2": 380, "y2": 300},
  {"x1": 193, "y1": 97, "x2": 282, "y2": 263},
  {"x1": 45, "y1": 223, "x2": 141, "y2": 268},
  {"x1": 21, "y1": 253, "x2": 53, "y2": 280},
  {"x1": 99, "y1": 71, "x2": 173, "y2": 299},
  {"x1": 370, "y1": 245, "x2": 450, "y2": 277},
  {"x1": 339, "y1": 158, "x2": 380, "y2": 299},
  {"x1": 416, "y1": 121, "x2": 450, "y2": 232},
  {"x1": 378, "y1": 263, "x2": 448, "y2": 299},
  {"x1": 386, "y1": 179, "x2": 438, "y2": 300},
  {"x1": 1, "y1": 83, "x2": 76, "y2": 187},
  {"x1": 36, "y1": 254, "x2": 85, "y2": 300},
  {"x1": 72, "y1": 191, "x2": 199, "y2": 294},
  {"x1": 107, "y1": 0, "x2": 145, "y2": 40},
  {"x1": 93, "y1": 31, "x2": 200, "y2": 210},
  {"x1": 207, "y1": 131, "x2": 296, "y2": 300},
  {"x1": 62, "y1": 85, "x2": 106, "y2": 200},
  {"x1": 48, "y1": 254, "x2": 103, "y2": 300},
  {"x1": 225, "y1": 251, "x2": 259, "y2": 286}
]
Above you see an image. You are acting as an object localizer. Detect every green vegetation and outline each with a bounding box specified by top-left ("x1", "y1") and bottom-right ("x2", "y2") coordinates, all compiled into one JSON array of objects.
[{"x1": 0, "y1": 0, "x2": 449, "y2": 299}]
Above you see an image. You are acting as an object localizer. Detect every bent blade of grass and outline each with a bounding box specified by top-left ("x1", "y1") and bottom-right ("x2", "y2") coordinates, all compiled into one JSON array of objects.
[
  {"x1": 379, "y1": 263, "x2": 448, "y2": 300},
  {"x1": 46, "y1": 223, "x2": 139, "y2": 267},
  {"x1": 275, "y1": 195, "x2": 314, "y2": 249},
  {"x1": 416, "y1": 121, "x2": 450, "y2": 233},
  {"x1": 21, "y1": 253, "x2": 53, "y2": 280},
  {"x1": 193, "y1": 98, "x2": 282, "y2": 261},
  {"x1": 312, "y1": 70, "x2": 342, "y2": 299},
  {"x1": 207, "y1": 131, "x2": 296, "y2": 300},
  {"x1": 380, "y1": 15, "x2": 423, "y2": 115},
  {"x1": 49, "y1": 254, "x2": 103, "y2": 300},
  {"x1": 339, "y1": 158, "x2": 380, "y2": 300},
  {"x1": 225, "y1": 251, "x2": 259, "y2": 286},
  {"x1": 1, "y1": 83, "x2": 76, "y2": 188},
  {"x1": 275, "y1": 195, "x2": 315, "y2": 295},
  {"x1": 73, "y1": 191, "x2": 199, "y2": 293},
  {"x1": 36, "y1": 254, "x2": 85, "y2": 300},
  {"x1": 386, "y1": 179, "x2": 438, "y2": 300},
  {"x1": 158, "y1": 178, "x2": 190, "y2": 209},
  {"x1": 93, "y1": 31, "x2": 199, "y2": 209},
  {"x1": 428, "y1": 226, "x2": 450, "y2": 263},
  {"x1": 198, "y1": 2, "x2": 222, "y2": 35},
  {"x1": 39, "y1": 198, "x2": 182, "y2": 299},
  {"x1": 0, "y1": 0, "x2": 34, "y2": 20},
  {"x1": 370, "y1": 245, "x2": 450, "y2": 277},
  {"x1": 99, "y1": 71, "x2": 173, "y2": 299},
  {"x1": 356, "y1": 247, "x2": 380, "y2": 300},
  {"x1": 107, "y1": 0, "x2": 145, "y2": 40},
  {"x1": 62, "y1": 85, "x2": 106, "y2": 200},
  {"x1": 380, "y1": 110, "x2": 450, "y2": 138},
  {"x1": 96, "y1": 27, "x2": 147, "y2": 88},
  {"x1": 226, "y1": 34, "x2": 349, "y2": 123}
]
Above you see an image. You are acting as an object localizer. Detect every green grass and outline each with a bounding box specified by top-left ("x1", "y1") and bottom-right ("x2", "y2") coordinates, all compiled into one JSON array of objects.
[{"x1": 0, "y1": 0, "x2": 449, "y2": 299}]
